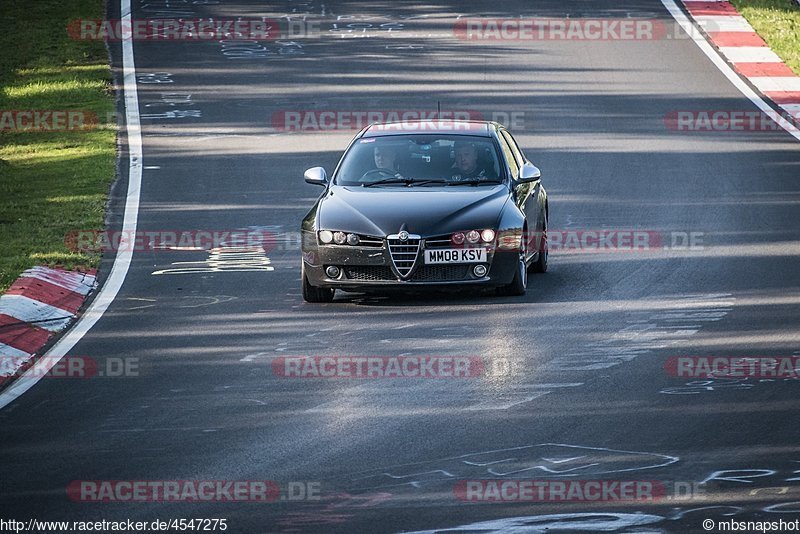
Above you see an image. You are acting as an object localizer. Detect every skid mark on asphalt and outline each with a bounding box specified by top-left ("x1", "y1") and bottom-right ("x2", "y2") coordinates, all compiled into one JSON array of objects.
[
  {"x1": 347, "y1": 443, "x2": 679, "y2": 492},
  {"x1": 401, "y1": 513, "x2": 666, "y2": 534},
  {"x1": 241, "y1": 329, "x2": 474, "y2": 355},
  {"x1": 464, "y1": 382, "x2": 585, "y2": 410},
  {"x1": 121, "y1": 295, "x2": 238, "y2": 310},
  {"x1": 241, "y1": 349, "x2": 583, "y2": 411},
  {"x1": 303, "y1": 382, "x2": 583, "y2": 413},
  {"x1": 661, "y1": 349, "x2": 800, "y2": 395},
  {"x1": 660, "y1": 377, "x2": 756, "y2": 395}
]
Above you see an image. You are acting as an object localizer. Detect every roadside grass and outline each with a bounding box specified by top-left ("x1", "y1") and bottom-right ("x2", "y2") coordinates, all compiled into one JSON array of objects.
[
  {"x1": 729, "y1": 0, "x2": 800, "y2": 75},
  {"x1": 0, "y1": 0, "x2": 115, "y2": 293}
]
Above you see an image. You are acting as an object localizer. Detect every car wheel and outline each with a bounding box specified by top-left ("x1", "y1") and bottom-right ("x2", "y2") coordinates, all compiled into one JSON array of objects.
[
  {"x1": 531, "y1": 216, "x2": 548, "y2": 273},
  {"x1": 302, "y1": 263, "x2": 335, "y2": 303},
  {"x1": 497, "y1": 231, "x2": 527, "y2": 297}
]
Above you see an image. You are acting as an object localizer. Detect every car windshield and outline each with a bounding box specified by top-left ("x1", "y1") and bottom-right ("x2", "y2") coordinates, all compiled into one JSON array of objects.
[{"x1": 334, "y1": 134, "x2": 505, "y2": 186}]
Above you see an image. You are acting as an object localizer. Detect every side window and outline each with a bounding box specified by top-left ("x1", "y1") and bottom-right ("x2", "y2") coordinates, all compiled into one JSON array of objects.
[
  {"x1": 501, "y1": 130, "x2": 525, "y2": 166},
  {"x1": 497, "y1": 134, "x2": 519, "y2": 178}
]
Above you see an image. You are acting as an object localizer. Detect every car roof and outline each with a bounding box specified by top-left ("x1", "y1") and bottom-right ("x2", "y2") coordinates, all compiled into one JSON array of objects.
[{"x1": 362, "y1": 120, "x2": 496, "y2": 138}]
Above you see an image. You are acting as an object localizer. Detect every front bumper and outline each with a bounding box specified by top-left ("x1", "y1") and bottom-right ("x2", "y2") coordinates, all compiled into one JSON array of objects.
[{"x1": 302, "y1": 231, "x2": 519, "y2": 291}]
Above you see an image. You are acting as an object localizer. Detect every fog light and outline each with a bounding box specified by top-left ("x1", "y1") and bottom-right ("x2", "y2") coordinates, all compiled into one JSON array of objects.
[
  {"x1": 473, "y1": 264, "x2": 487, "y2": 277},
  {"x1": 325, "y1": 266, "x2": 341, "y2": 278}
]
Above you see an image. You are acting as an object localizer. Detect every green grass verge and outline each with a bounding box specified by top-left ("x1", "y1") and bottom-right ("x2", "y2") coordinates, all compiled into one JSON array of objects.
[
  {"x1": 729, "y1": 0, "x2": 800, "y2": 75},
  {"x1": 0, "y1": 0, "x2": 115, "y2": 293}
]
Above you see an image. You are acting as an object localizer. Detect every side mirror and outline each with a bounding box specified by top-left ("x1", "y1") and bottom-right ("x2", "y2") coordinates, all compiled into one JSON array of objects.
[
  {"x1": 304, "y1": 167, "x2": 328, "y2": 186},
  {"x1": 518, "y1": 162, "x2": 541, "y2": 183}
]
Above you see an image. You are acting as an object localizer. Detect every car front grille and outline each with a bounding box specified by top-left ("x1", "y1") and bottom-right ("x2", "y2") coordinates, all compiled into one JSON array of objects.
[
  {"x1": 410, "y1": 265, "x2": 471, "y2": 282},
  {"x1": 424, "y1": 234, "x2": 454, "y2": 248},
  {"x1": 387, "y1": 238, "x2": 420, "y2": 277},
  {"x1": 344, "y1": 265, "x2": 472, "y2": 282},
  {"x1": 342, "y1": 235, "x2": 480, "y2": 283},
  {"x1": 344, "y1": 266, "x2": 395, "y2": 281},
  {"x1": 355, "y1": 235, "x2": 383, "y2": 247}
]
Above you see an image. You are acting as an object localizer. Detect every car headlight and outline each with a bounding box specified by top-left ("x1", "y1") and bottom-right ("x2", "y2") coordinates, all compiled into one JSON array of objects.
[
  {"x1": 466, "y1": 230, "x2": 480, "y2": 244},
  {"x1": 481, "y1": 229, "x2": 495, "y2": 243},
  {"x1": 320, "y1": 230, "x2": 362, "y2": 245},
  {"x1": 452, "y1": 232, "x2": 465, "y2": 245}
]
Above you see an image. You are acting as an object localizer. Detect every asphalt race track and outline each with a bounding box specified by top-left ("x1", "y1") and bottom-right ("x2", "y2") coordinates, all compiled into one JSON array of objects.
[{"x1": 2, "y1": 0, "x2": 800, "y2": 532}]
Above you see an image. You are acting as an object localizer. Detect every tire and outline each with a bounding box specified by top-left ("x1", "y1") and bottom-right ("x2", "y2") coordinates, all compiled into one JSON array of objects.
[
  {"x1": 531, "y1": 216, "x2": 548, "y2": 274},
  {"x1": 497, "y1": 231, "x2": 528, "y2": 297},
  {"x1": 302, "y1": 263, "x2": 335, "y2": 303}
]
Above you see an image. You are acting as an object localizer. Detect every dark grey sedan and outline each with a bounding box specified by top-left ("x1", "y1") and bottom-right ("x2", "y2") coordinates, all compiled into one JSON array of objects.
[{"x1": 300, "y1": 120, "x2": 548, "y2": 302}]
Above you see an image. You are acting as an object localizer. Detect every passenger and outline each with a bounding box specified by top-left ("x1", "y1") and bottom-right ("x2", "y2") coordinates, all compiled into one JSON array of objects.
[{"x1": 451, "y1": 141, "x2": 488, "y2": 181}]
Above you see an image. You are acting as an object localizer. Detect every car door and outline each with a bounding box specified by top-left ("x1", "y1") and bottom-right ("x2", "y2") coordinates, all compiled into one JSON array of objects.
[
  {"x1": 498, "y1": 130, "x2": 534, "y2": 231},
  {"x1": 500, "y1": 129, "x2": 545, "y2": 256}
]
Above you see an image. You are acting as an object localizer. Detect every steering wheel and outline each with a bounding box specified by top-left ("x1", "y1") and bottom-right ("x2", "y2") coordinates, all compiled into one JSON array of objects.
[{"x1": 360, "y1": 168, "x2": 398, "y2": 181}]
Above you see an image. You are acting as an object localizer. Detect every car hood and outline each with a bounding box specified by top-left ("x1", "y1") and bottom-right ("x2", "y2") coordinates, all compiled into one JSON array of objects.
[{"x1": 318, "y1": 185, "x2": 510, "y2": 237}]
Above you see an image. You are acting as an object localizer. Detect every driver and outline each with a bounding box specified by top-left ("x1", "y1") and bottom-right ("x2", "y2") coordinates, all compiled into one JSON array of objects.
[
  {"x1": 451, "y1": 141, "x2": 488, "y2": 181},
  {"x1": 373, "y1": 145, "x2": 400, "y2": 172}
]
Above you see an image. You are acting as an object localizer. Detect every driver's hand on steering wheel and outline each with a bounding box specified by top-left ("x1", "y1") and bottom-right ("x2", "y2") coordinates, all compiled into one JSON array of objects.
[{"x1": 360, "y1": 168, "x2": 401, "y2": 182}]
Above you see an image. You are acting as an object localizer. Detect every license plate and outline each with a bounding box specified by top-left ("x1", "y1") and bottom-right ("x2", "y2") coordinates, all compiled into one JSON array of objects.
[{"x1": 424, "y1": 248, "x2": 487, "y2": 264}]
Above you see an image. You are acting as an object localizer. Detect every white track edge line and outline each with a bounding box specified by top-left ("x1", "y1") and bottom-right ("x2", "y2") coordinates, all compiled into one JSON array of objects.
[
  {"x1": 0, "y1": 0, "x2": 142, "y2": 409},
  {"x1": 660, "y1": 0, "x2": 800, "y2": 143}
]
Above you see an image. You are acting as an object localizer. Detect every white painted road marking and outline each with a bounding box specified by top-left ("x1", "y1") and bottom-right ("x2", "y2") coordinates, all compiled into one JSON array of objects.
[{"x1": 152, "y1": 247, "x2": 274, "y2": 275}]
